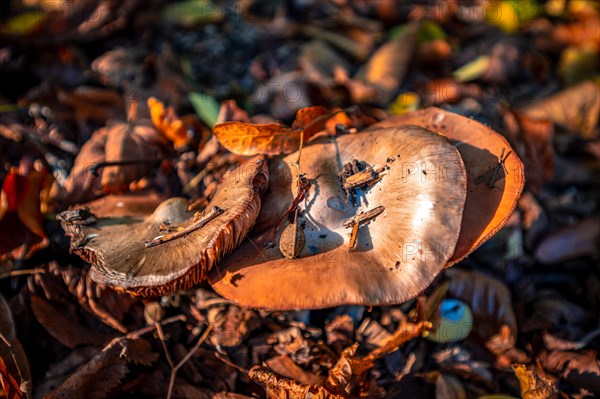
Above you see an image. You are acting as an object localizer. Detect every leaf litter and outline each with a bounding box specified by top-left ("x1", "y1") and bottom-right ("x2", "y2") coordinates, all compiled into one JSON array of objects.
[{"x1": 0, "y1": 1, "x2": 599, "y2": 398}]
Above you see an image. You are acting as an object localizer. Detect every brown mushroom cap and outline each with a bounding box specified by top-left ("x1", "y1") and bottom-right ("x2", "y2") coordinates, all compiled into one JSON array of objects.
[
  {"x1": 376, "y1": 107, "x2": 525, "y2": 266},
  {"x1": 209, "y1": 126, "x2": 467, "y2": 309},
  {"x1": 79, "y1": 191, "x2": 166, "y2": 218},
  {"x1": 59, "y1": 157, "x2": 268, "y2": 296}
]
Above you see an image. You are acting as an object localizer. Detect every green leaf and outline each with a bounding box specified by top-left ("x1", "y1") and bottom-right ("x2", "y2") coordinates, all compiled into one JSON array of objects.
[
  {"x1": 189, "y1": 92, "x2": 220, "y2": 128},
  {"x1": 484, "y1": 1, "x2": 539, "y2": 33},
  {"x1": 453, "y1": 55, "x2": 491, "y2": 82},
  {"x1": 162, "y1": 0, "x2": 223, "y2": 27},
  {"x1": 3, "y1": 11, "x2": 46, "y2": 35},
  {"x1": 417, "y1": 21, "x2": 446, "y2": 43}
]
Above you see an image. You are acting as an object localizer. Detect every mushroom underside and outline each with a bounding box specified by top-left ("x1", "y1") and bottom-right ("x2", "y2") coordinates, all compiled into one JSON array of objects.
[{"x1": 60, "y1": 157, "x2": 269, "y2": 296}]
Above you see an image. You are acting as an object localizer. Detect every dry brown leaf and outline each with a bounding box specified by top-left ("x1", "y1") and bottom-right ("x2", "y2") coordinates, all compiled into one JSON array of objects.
[
  {"x1": 251, "y1": 320, "x2": 429, "y2": 398},
  {"x1": 534, "y1": 217, "x2": 600, "y2": 264},
  {"x1": 0, "y1": 294, "x2": 29, "y2": 399},
  {"x1": 30, "y1": 296, "x2": 112, "y2": 349},
  {"x1": 522, "y1": 80, "x2": 600, "y2": 139},
  {"x1": 249, "y1": 365, "x2": 346, "y2": 399},
  {"x1": 446, "y1": 269, "x2": 517, "y2": 355},
  {"x1": 540, "y1": 350, "x2": 600, "y2": 395},
  {"x1": 44, "y1": 336, "x2": 155, "y2": 399},
  {"x1": 0, "y1": 168, "x2": 50, "y2": 259},
  {"x1": 265, "y1": 355, "x2": 323, "y2": 386},
  {"x1": 502, "y1": 110, "x2": 555, "y2": 193},
  {"x1": 0, "y1": 355, "x2": 23, "y2": 399},
  {"x1": 512, "y1": 364, "x2": 557, "y2": 399},
  {"x1": 148, "y1": 97, "x2": 191, "y2": 149},
  {"x1": 52, "y1": 121, "x2": 165, "y2": 205},
  {"x1": 435, "y1": 373, "x2": 466, "y2": 399},
  {"x1": 362, "y1": 23, "x2": 418, "y2": 104}
]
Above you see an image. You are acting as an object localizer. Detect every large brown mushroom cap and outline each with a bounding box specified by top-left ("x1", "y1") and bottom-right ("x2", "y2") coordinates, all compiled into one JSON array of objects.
[
  {"x1": 209, "y1": 126, "x2": 467, "y2": 309},
  {"x1": 59, "y1": 157, "x2": 268, "y2": 296},
  {"x1": 377, "y1": 108, "x2": 525, "y2": 266}
]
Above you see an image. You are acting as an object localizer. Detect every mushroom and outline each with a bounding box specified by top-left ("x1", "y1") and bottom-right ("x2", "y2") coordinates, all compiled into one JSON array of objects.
[
  {"x1": 209, "y1": 125, "x2": 468, "y2": 309},
  {"x1": 58, "y1": 157, "x2": 268, "y2": 296},
  {"x1": 375, "y1": 107, "x2": 525, "y2": 266}
]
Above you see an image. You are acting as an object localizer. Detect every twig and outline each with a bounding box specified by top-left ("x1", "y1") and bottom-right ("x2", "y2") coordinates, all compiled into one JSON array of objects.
[
  {"x1": 154, "y1": 321, "x2": 175, "y2": 369},
  {"x1": 166, "y1": 325, "x2": 213, "y2": 399},
  {"x1": 126, "y1": 314, "x2": 186, "y2": 340},
  {"x1": 0, "y1": 269, "x2": 45, "y2": 280},
  {"x1": 215, "y1": 352, "x2": 250, "y2": 375},
  {"x1": 0, "y1": 332, "x2": 28, "y2": 398},
  {"x1": 90, "y1": 159, "x2": 162, "y2": 177},
  {"x1": 145, "y1": 206, "x2": 224, "y2": 248}
]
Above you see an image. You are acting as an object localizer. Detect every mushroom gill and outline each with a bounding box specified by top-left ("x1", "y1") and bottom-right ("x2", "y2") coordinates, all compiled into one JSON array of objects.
[
  {"x1": 58, "y1": 156, "x2": 269, "y2": 296},
  {"x1": 209, "y1": 125, "x2": 468, "y2": 310}
]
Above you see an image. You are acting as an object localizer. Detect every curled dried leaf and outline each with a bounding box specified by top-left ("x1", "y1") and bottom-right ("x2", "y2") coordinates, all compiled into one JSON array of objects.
[{"x1": 148, "y1": 97, "x2": 191, "y2": 149}]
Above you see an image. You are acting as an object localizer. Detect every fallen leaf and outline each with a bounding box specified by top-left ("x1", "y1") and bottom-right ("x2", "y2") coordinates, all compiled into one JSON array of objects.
[
  {"x1": 534, "y1": 217, "x2": 600, "y2": 264},
  {"x1": 362, "y1": 23, "x2": 418, "y2": 104},
  {"x1": 30, "y1": 296, "x2": 112, "y2": 349},
  {"x1": 212, "y1": 106, "x2": 333, "y2": 156},
  {"x1": 0, "y1": 168, "x2": 49, "y2": 259},
  {"x1": 0, "y1": 294, "x2": 29, "y2": 399},
  {"x1": 446, "y1": 269, "x2": 517, "y2": 354},
  {"x1": 512, "y1": 364, "x2": 557, "y2": 399},
  {"x1": 45, "y1": 336, "x2": 155, "y2": 399},
  {"x1": 148, "y1": 97, "x2": 191, "y2": 149},
  {"x1": 265, "y1": 355, "x2": 323, "y2": 386},
  {"x1": 558, "y1": 45, "x2": 600, "y2": 85},
  {"x1": 189, "y1": 92, "x2": 221, "y2": 128},
  {"x1": 249, "y1": 365, "x2": 346, "y2": 399},
  {"x1": 436, "y1": 373, "x2": 467, "y2": 399},
  {"x1": 51, "y1": 121, "x2": 165, "y2": 204},
  {"x1": 540, "y1": 350, "x2": 600, "y2": 394},
  {"x1": 162, "y1": 0, "x2": 223, "y2": 27},
  {"x1": 522, "y1": 80, "x2": 600, "y2": 139},
  {"x1": 0, "y1": 355, "x2": 23, "y2": 399},
  {"x1": 502, "y1": 109, "x2": 555, "y2": 193}
]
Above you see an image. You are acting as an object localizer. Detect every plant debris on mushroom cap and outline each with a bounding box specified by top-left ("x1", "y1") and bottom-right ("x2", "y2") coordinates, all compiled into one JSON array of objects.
[
  {"x1": 376, "y1": 107, "x2": 525, "y2": 266},
  {"x1": 209, "y1": 126, "x2": 468, "y2": 310},
  {"x1": 58, "y1": 157, "x2": 269, "y2": 296}
]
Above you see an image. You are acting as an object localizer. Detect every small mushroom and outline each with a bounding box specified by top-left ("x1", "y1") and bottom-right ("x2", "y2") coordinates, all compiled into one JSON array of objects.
[
  {"x1": 58, "y1": 157, "x2": 268, "y2": 296},
  {"x1": 376, "y1": 107, "x2": 525, "y2": 266},
  {"x1": 209, "y1": 126, "x2": 468, "y2": 309}
]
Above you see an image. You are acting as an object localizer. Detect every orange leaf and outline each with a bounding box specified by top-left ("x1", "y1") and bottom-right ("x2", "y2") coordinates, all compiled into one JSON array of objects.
[
  {"x1": 148, "y1": 97, "x2": 190, "y2": 149},
  {"x1": 291, "y1": 106, "x2": 329, "y2": 130},
  {"x1": 213, "y1": 106, "x2": 339, "y2": 156},
  {"x1": 0, "y1": 355, "x2": 23, "y2": 399},
  {"x1": 0, "y1": 169, "x2": 49, "y2": 259},
  {"x1": 212, "y1": 122, "x2": 300, "y2": 156}
]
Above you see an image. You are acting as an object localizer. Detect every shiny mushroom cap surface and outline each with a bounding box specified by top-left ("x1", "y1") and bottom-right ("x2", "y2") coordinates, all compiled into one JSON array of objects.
[
  {"x1": 209, "y1": 126, "x2": 467, "y2": 309},
  {"x1": 59, "y1": 157, "x2": 268, "y2": 296},
  {"x1": 377, "y1": 107, "x2": 525, "y2": 266}
]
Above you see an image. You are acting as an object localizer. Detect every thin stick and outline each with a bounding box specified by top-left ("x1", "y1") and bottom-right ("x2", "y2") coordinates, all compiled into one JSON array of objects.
[
  {"x1": 0, "y1": 269, "x2": 45, "y2": 280},
  {"x1": 166, "y1": 325, "x2": 213, "y2": 399},
  {"x1": 145, "y1": 206, "x2": 224, "y2": 248},
  {"x1": 154, "y1": 322, "x2": 175, "y2": 369},
  {"x1": 0, "y1": 332, "x2": 26, "y2": 396},
  {"x1": 126, "y1": 314, "x2": 186, "y2": 340},
  {"x1": 214, "y1": 352, "x2": 250, "y2": 375},
  {"x1": 90, "y1": 159, "x2": 162, "y2": 177}
]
